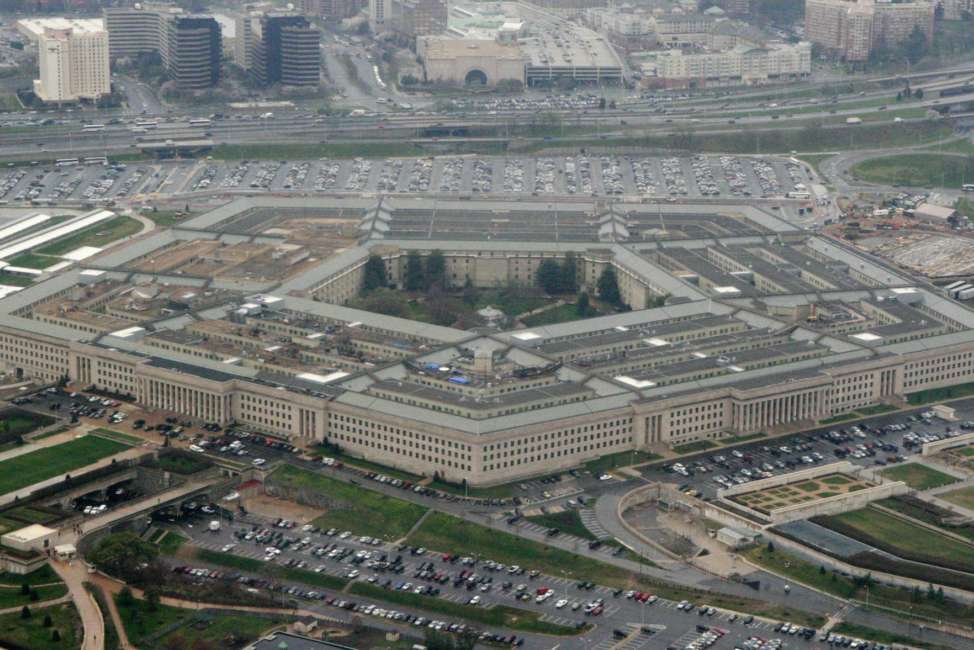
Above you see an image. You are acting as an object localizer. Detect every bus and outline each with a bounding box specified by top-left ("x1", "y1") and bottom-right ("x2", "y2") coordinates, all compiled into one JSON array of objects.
[
  {"x1": 134, "y1": 119, "x2": 158, "y2": 129},
  {"x1": 963, "y1": 184, "x2": 974, "y2": 193},
  {"x1": 82, "y1": 123, "x2": 105, "y2": 132},
  {"x1": 786, "y1": 191, "x2": 811, "y2": 200},
  {"x1": 83, "y1": 156, "x2": 108, "y2": 166},
  {"x1": 189, "y1": 118, "x2": 212, "y2": 127},
  {"x1": 55, "y1": 158, "x2": 79, "y2": 167}
]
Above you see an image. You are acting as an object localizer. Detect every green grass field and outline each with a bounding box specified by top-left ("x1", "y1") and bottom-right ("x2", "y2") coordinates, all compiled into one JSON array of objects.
[
  {"x1": 155, "y1": 531, "x2": 188, "y2": 555},
  {"x1": 0, "y1": 565, "x2": 60, "y2": 586},
  {"x1": 0, "y1": 272, "x2": 34, "y2": 287},
  {"x1": 34, "y1": 216, "x2": 142, "y2": 257},
  {"x1": 350, "y1": 582, "x2": 582, "y2": 635},
  {"x1": 744, "y1": 546, "x2": 974, "y2": 625},
  {"x1": 878, "y1": 497, "x2": 974, "y2": 543},
  {"x1": 115, "y1": 592, "x2": 190, "y2": 647},
  {"x1": 526, "y1": 510, "x2": 597, "y2": 540},
  {"x1": 0, "y1": 408, "x2": 55, "y2": 443},
  {"x1": 879, "y1": 463, "x2": 959, "y2": 491},
  {"x1": 820, "y1": 507, "x2": 974, "y2": 571},
  {"x1": 672, "y1": 440, "x2": 716, "y2": 455},
  {"x1": 0, "y1": 435, "x2": 129, "y2": 495},
  {"x1": 941, "y1": 485, "x2": 974, "y2": 511},
  {"x1": 5, "y1": 252, "x2": 60, "y2": 270},
  {"x1": 0, "y1": 602, "x2": 80, "y2": 650},
  {"x1": 521, "y1": 303, "x2": 595, "y2": 327},
  {"x1": 583, "y1": 450, "x2": 661, "y2": 474},
  {"x1": 0, "y1": 583, "x2": 68, "y2": 608},
  {"x1": 271, "y1": 464, "x2": 428, "y2": 541},
  {"x1": 155, "y1": 612, "x2": 284, "y2": 649},
  {"x1": 142, "y1": 210, "x2": 194, "y2": 228},
  {"x1": 0, "y1": 95, "x2": 21, "y2": 111},
  {"x1": 851, "y1": 154, "x2": 974, "y2": 189}
]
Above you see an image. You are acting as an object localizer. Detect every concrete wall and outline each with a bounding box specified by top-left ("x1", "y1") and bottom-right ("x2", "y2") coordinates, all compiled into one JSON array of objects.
[{"x1": 922, "y1": 431, "x2": 974, "y2": 457}]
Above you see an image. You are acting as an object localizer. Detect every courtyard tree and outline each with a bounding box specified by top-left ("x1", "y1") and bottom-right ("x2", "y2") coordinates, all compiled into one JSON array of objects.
[
  {"x1": 597, "y1": 266, "x2": 622, "y2": 306},
  {"x1": 576, "y1": 292, "x2": 591, "y2": 317},
  {"x1": 426, "y1": 249, "x2": 447, "y2": 289},
  {"x1": 404, "y1": 251, "x2": 424, "y2": 291},
  {"x1": 561, "y1": 251, "x2": 579, "y2": 293},
  {"x1": 361, "y1": 255, "x2": 388, "y2": 294},
  {"x1": 89, "y1": 534, "x2": 159, "y2": 583},
  {"x1": 537, "y1": 259, "x2": 563, "y2": 295}
]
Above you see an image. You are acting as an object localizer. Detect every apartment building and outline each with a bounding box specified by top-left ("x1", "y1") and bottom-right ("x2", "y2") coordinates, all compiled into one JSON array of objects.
[
  {"x1": 18, "y1": 19, "x2": 110, "y2": 102},
  {"x1": 104, "y1": 5, "x2": 221, "y2": 89},
  {"x1": 804, "y1": 0, "x2": 935, "y2": 62},
  {"x1": 655, "y1": 41, "x2": 812, "y2": 88}
]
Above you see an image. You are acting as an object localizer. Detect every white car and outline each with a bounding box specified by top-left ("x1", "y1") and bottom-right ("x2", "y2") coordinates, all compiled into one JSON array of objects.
[
  {"x1": 555, "y1": 599, "x2": 568, "y2": 609},
  {"x1": 252, "y1": 458, "x2": 266, "y2": 466},
  {"x1": 599, "y1": 474, "x2": 612, "y2": 481},
  {"x1": 189, "y1": 445, "x2": 204, "y2": 453}
]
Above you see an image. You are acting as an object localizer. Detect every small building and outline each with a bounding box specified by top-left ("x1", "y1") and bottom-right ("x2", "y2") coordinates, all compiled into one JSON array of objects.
[
  {"x1": 1, "y1": 524, "x2": 56, "y2": 553},
  {"x1": 913, "y1": 203, "x2": 957, "y2": 222},
  {"x1": 54, "y1": 544, "x2": 77, "y2": 561},
  {"x1": 715, "y1": 526, "x2": 759, "y2": 549}
]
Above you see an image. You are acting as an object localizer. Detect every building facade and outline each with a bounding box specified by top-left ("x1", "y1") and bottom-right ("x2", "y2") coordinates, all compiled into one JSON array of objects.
[
  {"x1": 30, "y1": 22, "x2": 110, "y2": 102},
  {"x1": 804, "y1": 0, "x2": 935, "y2": 62},
  {"x1": 654, "y1": 41, "x2": 811, "y2": 88},
  {"x1": 238, "y1": 14, "x2": 321, "y2": 87}
]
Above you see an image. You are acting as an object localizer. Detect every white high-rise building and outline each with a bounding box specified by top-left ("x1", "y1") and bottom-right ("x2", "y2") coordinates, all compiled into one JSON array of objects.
[
  {"x1": 369, "y1": 0, "x2": 391, "y2": 32},
  {"x1": 18, "y1": 18, "x2": 110, "y2": 103}
]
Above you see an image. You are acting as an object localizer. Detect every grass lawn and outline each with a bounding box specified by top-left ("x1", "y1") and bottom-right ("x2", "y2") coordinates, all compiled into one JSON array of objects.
[
  {"x1": 941, "y1": 485, "x2": 974, "y2": 512},
  {"x1": 155, "y1": 612, "x2": 284, "y2": 648},
  {"x1": 0, "y1": 95, "x2": 21, "y2": 111},
  {"x1": 796, "y1": 153, "x2": 835, "y2": 179},
  {"x1": 0, "y1": 272, "x2": 34, "y2": 287},
  {"x1": 0, "y1": 408, "x2": 55, "y2": 444},
  {"x1": 0, "y1": 583, "x2": 67, "y2": 608},
  {"x1": 0, "y1": 565, "x2": 60, "y2": 586},
  {"x1": 851, "y1": 154, "x2": 974, "y2": 189},
  {"x1": 526, "y1": 510, "x2": 597, "y2": 540},
  {"x1": 148, "y1": 450, "x2": 213, "y2": 475},
  {"x1": 6, "y1": 252, "x2": 60, "y2": 270},
  {"x1": 0, "y1": 435, "x2": 129, "y2": 495},
  {"x1": 878, "y1": 463, "x2": 959, "y2": 491},
  {"x1": 89, "y1": 428, "x2": 143, "y2": 446},
  {"x1": 583, "y1": 450, "x2": 661, "y2": 474},
  {"x1": 143, "y1": 210, "x2": 194, "y2": 228},
  {"x1": 34, "y1": 215, "x2": 142, "y2": 257},
  {"x1": 744, "y1": 546, "x2": 974, "y2": 625},
  {"x1": 672, "y1": 441, "x2": 716, "y2": 455},
  {"x1": 719, "y1": 433, "x2": 767, "y2": 446},
  {"x1": 908, "y1": 381, "x2": 974, "y2": 404},
  {"x1": 878, "y1": 497, "x2": 974, "y2": 543},
  {"x1": 408, "y1": 512, "x2": 821, "y2": 626},
  {"x1": 350, "y1": 582, "x2": 582, "y2": 635},
  {"x1": 0, "y1": 602, "x2": 80, "y2": 650},
  {"x1": 271, "y1": 464, "x2": 428, "y2": 541},
  {"x1": 156, "y1": 531, "x2": 188, "y2": 555},
  {"x1": 193, "y1": 547, "x2": 349, "y2": 591},
  {"x1": 521, "y1": 303, "x2": 593, "y2": 327},
  {"x1": 820, "y1": 507, "x2": 974, "y2": 571},
  {"x1": 830, "y1": 622, "x2": 953, "y2": 650},
  {"x1": 115, "y1": 592, "x2": 191, "y2": 647}
]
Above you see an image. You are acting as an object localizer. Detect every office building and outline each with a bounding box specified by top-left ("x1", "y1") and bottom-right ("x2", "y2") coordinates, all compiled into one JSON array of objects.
[
  {"x1": 18, "y1": 18, "x2": 110, "y2": 103},
  {"x1": 238, "y1": 14, "x2": 321, "y2": 87},
  {"x1": 369, "y1": 0, "x2": 392, "y2": 31},
  {"x1": 388, "y1": 0, "x2": 449, "y2": 39},
  {"x1": 804, "y1": 0, "x2": 934, "y2": 62},
  {"x1": 104, "y1": 5, "x2": 221, "y2": 90}
]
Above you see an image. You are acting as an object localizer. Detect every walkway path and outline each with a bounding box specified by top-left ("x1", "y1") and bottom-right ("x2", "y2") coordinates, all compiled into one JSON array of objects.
[{"x1": 51, "y1": 560, "x2": 105, "y2": 650}]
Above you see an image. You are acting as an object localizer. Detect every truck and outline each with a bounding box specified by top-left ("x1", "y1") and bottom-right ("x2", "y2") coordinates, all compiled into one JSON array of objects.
[
  {"x1": 209, "y1": 520, "x2": 221, "y2": 533},
  {"x1": 846, "y1": 117, "x2": 862, "y2": 125}
]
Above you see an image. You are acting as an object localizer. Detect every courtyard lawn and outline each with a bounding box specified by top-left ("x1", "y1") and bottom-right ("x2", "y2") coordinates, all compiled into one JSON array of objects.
[
  {"x1": 6, "y1": 252, "x2": 60, "y2": 270},
  {"x1": 941, "y1": 485, "x2": 974, "y2": 512},
  {"x1": 0, "y1": 272, "x2": 34, "y2": 287},
  {"x1": 34, "y1": 216, "x2": 142, "y2": 257},
  {"x1": 115, "y1": 592, "x2": 190, "y2": 648},
  {"x1": 878, "y1": 463, "x2": 959, "y2": 491},
  {"x1": 0, "y1": 408, "x2": 55, "y2": 443},
  {"x1": 521, "y1": 303, "x2": 594, "y2": 327},
  {"x1": 271, "y1": 464, "x2": 428, "y2": 541},
  {"x1": 0, "y1": 602, "x2": 81, "y2": 650},
  {"x1": 0, "y1": 583, "x2": 68, "y2": 608},
  {"x1": 818, "y1": 506, "x2": 974, "y2": 572},
  {"x1": 0, "y1": 435, "x2": 129, "y2": 495},
  {"x1": 0, "y1": 565, "x2": 60, "y2": 586}
]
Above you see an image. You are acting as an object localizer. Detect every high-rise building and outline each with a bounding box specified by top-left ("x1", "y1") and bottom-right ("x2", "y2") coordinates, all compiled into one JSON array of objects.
[
  {"x1": 237, "y1": 13, "x2": 321, "y2": 87},
  {"x1": 299, "y1": 0, "x2": 366, "y2": 20},
  {"x1": 18, "y1": 18, "x2": 110, "y2": 103},
  {"x1": 804, "y1": 0, "x2": 934, "y2": 62},
  {"x1": 104, "y1": 5, "x2": 221, "y2": 90},
  {"x1": 369, "y1": 0, "x2": 392, "y2": 32},
  {"x1": 388, "y1": 0, "x2": 448, "y2": 39}
]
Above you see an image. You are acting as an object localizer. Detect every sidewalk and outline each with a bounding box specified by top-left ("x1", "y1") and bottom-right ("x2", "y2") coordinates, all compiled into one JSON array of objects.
[{"x1": 51, "y1": 560, "x2": 105, "y2": 650}]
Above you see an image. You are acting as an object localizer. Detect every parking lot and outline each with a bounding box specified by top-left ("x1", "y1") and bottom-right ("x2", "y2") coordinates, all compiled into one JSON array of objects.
[
  {"x1": 642, "y1": 401, "x2": 974, "y2": 501},
  {"x1": 0, "y1": 154, "x2": 812, "y2": 205},
  {"x1": 173, "y1": 511, "x2": 822, "y2": 650}
]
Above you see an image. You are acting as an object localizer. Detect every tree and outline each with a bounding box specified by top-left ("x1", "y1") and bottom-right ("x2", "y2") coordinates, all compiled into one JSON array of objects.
[
  {"x1": 462, "y1": 277, "x2": 477, "y2": 306},
  {"x1": 819, "y1": 565, "x2": 826, "y2": 576},
  {"x1": 597, "y1": 266, "x2": 622, "y2": 306},
  {"x1": 89, "y1": 534, "x2": 159, "y2": 584},
  {"x1": 404, "y1": 251, "x2": 424, "y2": 291},
  {"x1": 537, "y1": 259, "x2": 563, "y2": 294},
  {"x1": 358, "y1": 288, "x2": 408, "y2": 317},
  {"x1": 902, "y1": 25, "x2": 929, "y2": 65},
  {"x1": 766, "y1": 541, "x2": 775, "y2": 553},
  {"x1": 425, "y1": 249, "x2": 446, "y2": 289},
  {"x1": 576, "y1": 292, "x2": 591, "y2": 317},
  {"x1": 51, "y1": 629, "x2": 61, "y2": 643},
  {"x1": 360, "y1": 254, "x2": 388, "y2": 295},
  {"x1": 43, "y1": 614, "x2": 52, "y2": 627},
  {"x1": 118, "y1": 586, "x2": 136, "y2": 608},
  {"x1": 20, "y1": 583, "x2": 29, "y2": 596},
  {"x1": 20, "y1": 605, "x2": 30, "y2": 620},
  {"x1": 598, "y1": 97, "x2": 606, "y2": 110},
  {"x1": 915, "y1": 88, "x2": 924, "y2": 100},
  {"x1": 146, "y1": 587, "x2": 161, "y2": 613},
  {"x1": 29, "y1": 589, "x2": 38, "y2": 601},
  {"x1": 400, "y1": 74, "x2": 419, "y2": 86},
  {"x1": 561, "y1": 251, "x2": 578, "y2": 293}
]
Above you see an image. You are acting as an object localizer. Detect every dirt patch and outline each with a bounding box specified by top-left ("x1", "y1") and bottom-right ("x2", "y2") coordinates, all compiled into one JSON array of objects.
[{"x1": 241, "y1": 493, "x2": 323, "y2": 523}]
